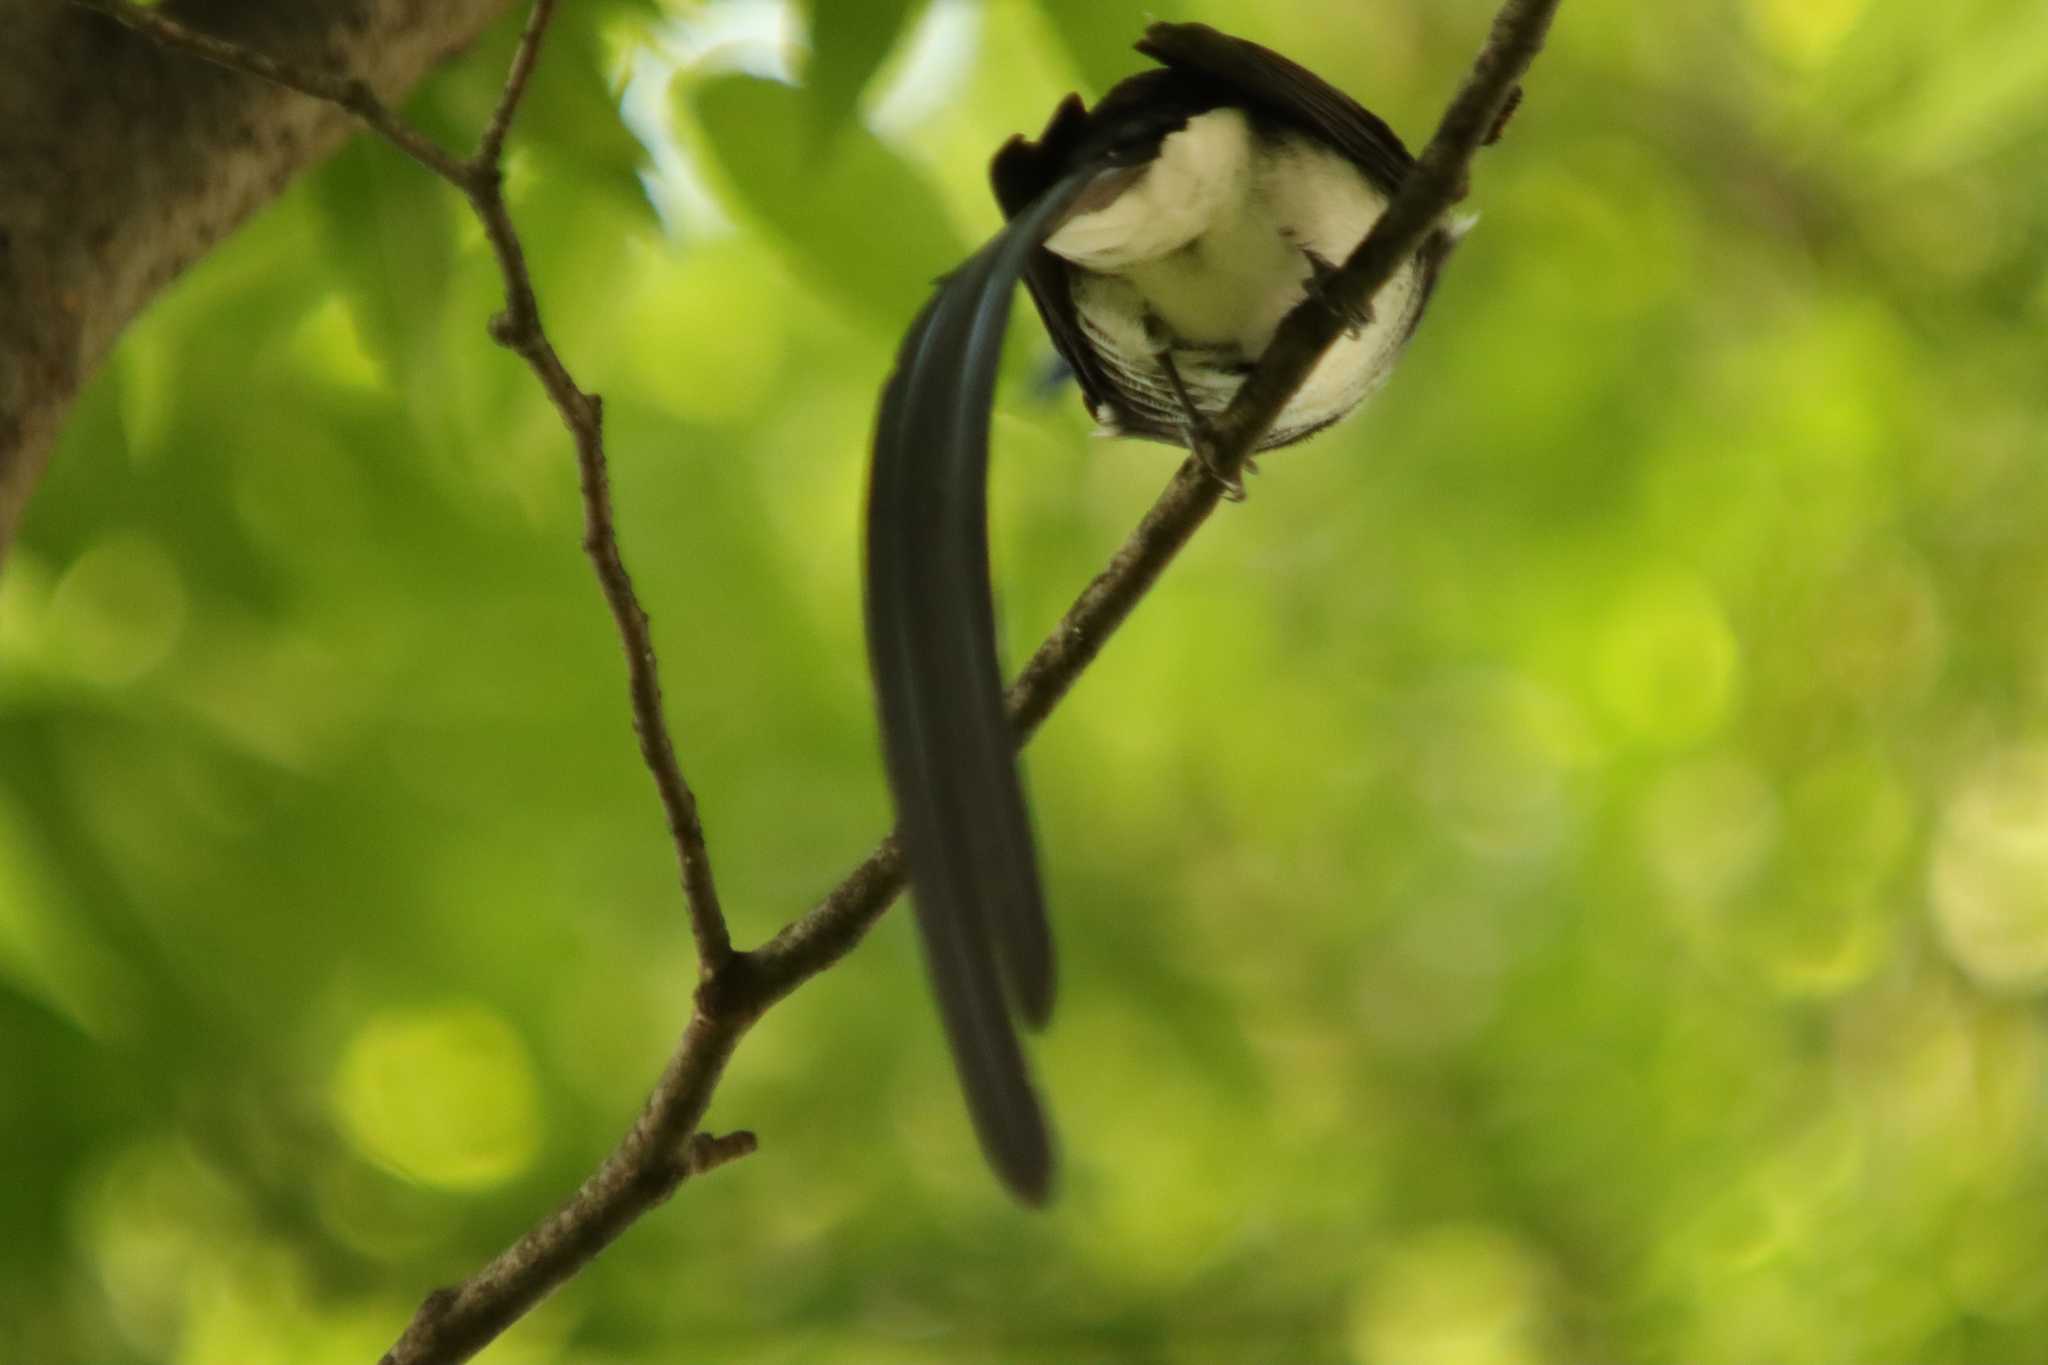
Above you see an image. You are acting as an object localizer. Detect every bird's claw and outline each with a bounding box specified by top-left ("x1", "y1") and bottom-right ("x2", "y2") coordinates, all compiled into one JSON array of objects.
[
  {"x1": 1302, "y1": 248, "x2": 1372, "y2": 338},
  {"x1": 1152, "y1": 336, "x2": 1252, "y2": 501},
  {"x1": 1187, "y1": 425, "x2": 1252, "y2": 502}
]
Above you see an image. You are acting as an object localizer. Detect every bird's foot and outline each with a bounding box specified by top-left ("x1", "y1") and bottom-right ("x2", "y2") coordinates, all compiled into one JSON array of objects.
[
  {"x1": 1152, "y1": 341, "x2": 1250, "y2": 502},
  {"x1": 1188, "y1": 423, "x2": 1249, "y2": 502},
  {"x1": 1302, "y1": 248, "x2": 1372, "y2": 338}
]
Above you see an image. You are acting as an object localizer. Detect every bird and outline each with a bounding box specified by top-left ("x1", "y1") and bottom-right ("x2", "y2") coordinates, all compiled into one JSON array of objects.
[{"x1": 864, "y1": 21, "x2": 1457, "y2": 1204}]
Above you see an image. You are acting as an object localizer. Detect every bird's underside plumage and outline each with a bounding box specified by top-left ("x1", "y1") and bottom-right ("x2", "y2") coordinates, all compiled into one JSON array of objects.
[
  {"x1": 993, "y1": 34, "x2": 1453, "y2": 451},
  {"x1": 865, "y1": 21, "x2": 1454, "y2": 1204}
]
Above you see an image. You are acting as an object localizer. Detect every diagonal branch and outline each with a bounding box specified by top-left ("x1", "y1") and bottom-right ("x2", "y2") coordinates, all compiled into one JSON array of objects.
[
  {"x1": 476, "y1": 0, "x2": 557, "y2": 164},
  {"x1": 1205, "y1": 0, "x2": 1554, "y2": 475},
  {"x1": 55, "y1": 1, "x2": 1561, "y2": 1362},
  {"x1": 66, "y1": 0, "x2": 469, "y2": 181},
  {"x1": 455, "y1": 9, "x2": 734, "y2": 974}
]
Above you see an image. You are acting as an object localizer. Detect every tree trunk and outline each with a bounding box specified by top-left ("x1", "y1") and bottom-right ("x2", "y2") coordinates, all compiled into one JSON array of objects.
[{"x1": 0, "y1": 0, "x2": 512, "y2": 561}]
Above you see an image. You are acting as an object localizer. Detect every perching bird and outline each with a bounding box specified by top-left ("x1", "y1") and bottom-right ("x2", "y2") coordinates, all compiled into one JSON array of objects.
[{"x1": 865, "y1": 21, "x2": 1456, "y2": 1204}]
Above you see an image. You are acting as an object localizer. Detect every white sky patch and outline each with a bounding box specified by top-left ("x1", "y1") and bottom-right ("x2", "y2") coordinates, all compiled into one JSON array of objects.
[
  {"x1": 621, "y1": 0, "x2": 979, "y2": 239},
  {"x1": 868, "y1": 0, "x2": 981, "y2": 138}
]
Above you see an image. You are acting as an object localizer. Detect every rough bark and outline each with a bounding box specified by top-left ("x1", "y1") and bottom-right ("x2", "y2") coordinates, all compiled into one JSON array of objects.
[{"x1": 0, "y1": 0, "x2": 512, "y2": 560}]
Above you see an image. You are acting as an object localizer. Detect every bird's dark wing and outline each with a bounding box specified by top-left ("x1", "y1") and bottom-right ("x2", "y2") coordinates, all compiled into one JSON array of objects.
[
  {"x1": 990, "y1": 96, "x2": 1120, "y2": 429},
  {"x1": 1136, "y1": 22, "x2": 1416, "y2": 195},
  {"x1": 865, "y1": 166, "x2": 1100, "y2": 1205}
]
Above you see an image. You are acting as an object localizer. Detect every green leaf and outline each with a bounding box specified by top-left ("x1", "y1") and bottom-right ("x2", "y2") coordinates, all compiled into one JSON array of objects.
[
  {"x1": 406, "y1": 2, "x2": 656, "y2": 224},
  {"x1": 1031, "y1": 0, "x2": 1144, "y2": 96},
  {"x1": 308, "y1": 140, "x2": 457, "y2": 379},
  {"x1": 690, "y1": 73, "x2": 968, "y2": 327},
  {"x1": 801, "y1": 0, "x2": 926, "y2": 154},
  {"x1": 515, "y1": 18, "x2": 657, "y2": 223}
]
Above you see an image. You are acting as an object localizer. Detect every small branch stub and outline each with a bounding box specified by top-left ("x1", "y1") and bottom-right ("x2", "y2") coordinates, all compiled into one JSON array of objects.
[{"x1": 688, "y1": 1130, "x2": 759, "y2": 1177}]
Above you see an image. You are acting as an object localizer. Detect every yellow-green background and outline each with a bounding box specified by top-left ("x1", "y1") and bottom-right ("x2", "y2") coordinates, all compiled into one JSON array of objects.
[{"x1": 5, "y1": 0, "x2": 2048, "y2": 1360}]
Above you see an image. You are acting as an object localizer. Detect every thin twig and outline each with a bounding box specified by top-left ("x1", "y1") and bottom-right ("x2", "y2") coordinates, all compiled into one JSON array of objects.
[
  {"x1": 71, "y1": 0, "x2": 734, "y2": 970},
  {"x1": 475, "y1": 0, "x2": 557, "y2": 165},
  {"x1": 454, "y1": 20, "x2": 734, "y2": 973},
  {"x1": 62, "y1": 1, "x2": 1561, "y2": 1361}
]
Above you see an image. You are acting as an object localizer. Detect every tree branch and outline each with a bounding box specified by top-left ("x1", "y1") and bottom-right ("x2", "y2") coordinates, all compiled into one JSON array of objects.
[
  {"x1": 64, "y1": 0, "x2": 470, "y2": 181},
  {"x1": 52, "y1": 0, "x2": 1560, "y2": 1361},
  {"x1": 452, "y1": 1, "x2": 735, "y2": 973},
  {"x1": 751, "y1": 0, "x2": 1561, "y2": 1001},
  {"x1": 381, "y1": 1008, "x2": 757, "y2": 1365},
  {"x1": 1207, "y1": 0, "x2": 1556, "y2": 475},
  {"x1": 475, "y1": 0, "x2": 555, "y2": 165}
]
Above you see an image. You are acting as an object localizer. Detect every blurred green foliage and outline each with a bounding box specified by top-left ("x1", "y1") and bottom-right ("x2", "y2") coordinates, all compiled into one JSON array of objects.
[{"x1": 5, "y1": 0, "x2": 2048, "y2": 1361}]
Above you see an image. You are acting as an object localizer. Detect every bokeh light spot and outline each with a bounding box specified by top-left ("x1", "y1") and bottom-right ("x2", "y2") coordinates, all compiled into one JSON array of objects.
[
  {"x1": 0, "y1": 791, "x2": 133, "y2": 1038},
  {"x1": 0, "y1": 546, "x2": 54, "y2": 673},
  {"x1": 1743, "y1": 0, "x2": 1869, "y2": 67},
  {"x1": 1050, "y1": 1002, "x2": 1247, "y2": 1286},
  {"x1": 48, "y1": 532, "x2": 187, "y2": 686},
  {"x1": 1641, "y1": 755, "x2": 1779, "y2": 905},
  {"x1": 78, "y1": 1138, "x2": 250, "y2": 1359},
  {"x1": 288, "y1": 291, "x2": 386, "y2": 391},
  {"x1": 1416, "y1": 673, "x2": 1579, "y2": 864},
  {"x1": 616, "y1": 236, "x2": 785, "y2": 423},
  {"x1": 1350, "y1": 1223, "x2": 1552, "y2": 1365},
  {"x1": 331, "y1": 1002, "x2": 541, "y2": 1189},
  {"x1": 1755, "y1": 893, "x2": 1891, "y2": 998},
  {"x1": 1746, "y1": 756, "x2": 1912, "y2": 997},
  {"x1": 1932, "y1": 746, "x2": 2048, "y2": 992},
  {"x1": 1594, "y1": 570, "x2": 1740, "y2": 747}
]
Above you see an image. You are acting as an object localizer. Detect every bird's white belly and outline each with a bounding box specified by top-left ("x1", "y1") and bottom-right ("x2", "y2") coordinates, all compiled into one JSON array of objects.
[{"x1": 1047, "y1": 108, "x2": 1425, "y2": 442}]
